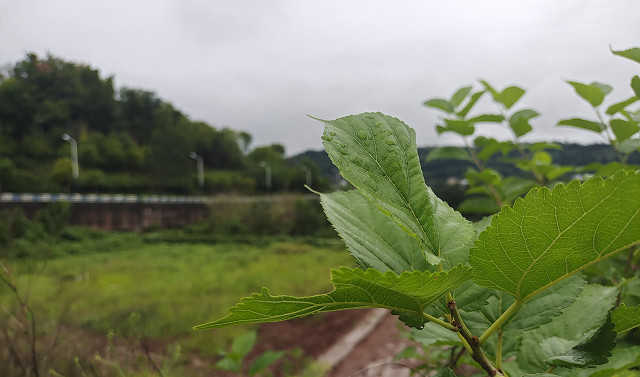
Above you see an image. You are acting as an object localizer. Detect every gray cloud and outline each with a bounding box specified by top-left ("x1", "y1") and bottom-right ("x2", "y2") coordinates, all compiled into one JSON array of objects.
[{"x1": 2, "y1": 0, "x2": 639, "y2": 155}]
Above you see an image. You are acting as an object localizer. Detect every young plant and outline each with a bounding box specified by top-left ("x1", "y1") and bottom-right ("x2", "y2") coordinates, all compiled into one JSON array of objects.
[
  {"x1": 214, "y1": 330, "x2": 285, "y2": 377},
  {"x1": 196, "y1": 112, "x2": 640, "y2": 376},
  {"x1": 424, "y1": 80, "x2": 572, "y2": 215},
  {"x1": 557, "y1": 46, "x2": 640, "y2": 175}
]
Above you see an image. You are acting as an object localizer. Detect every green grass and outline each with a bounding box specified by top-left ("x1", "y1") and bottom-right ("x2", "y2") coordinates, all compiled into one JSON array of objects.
[{"x1": 1, "y1": 238, "x2": 354, "y2": 356}]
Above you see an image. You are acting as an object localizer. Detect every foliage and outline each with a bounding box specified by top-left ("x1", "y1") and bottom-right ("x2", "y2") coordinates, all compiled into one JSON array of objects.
[{"x1": 197, "y1": 110, "x2": 640, "y2": 377}]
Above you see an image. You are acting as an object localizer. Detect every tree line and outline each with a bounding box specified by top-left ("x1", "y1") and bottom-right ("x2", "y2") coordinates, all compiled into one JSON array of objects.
[{"x1": 0, "y1": 53, "x2": 329, "y2": 194}]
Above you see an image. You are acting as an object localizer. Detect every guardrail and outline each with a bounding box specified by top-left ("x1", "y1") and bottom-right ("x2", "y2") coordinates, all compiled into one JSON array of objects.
[{"x1": 0, "y1": 193, "x2": 209, "y2": 204}]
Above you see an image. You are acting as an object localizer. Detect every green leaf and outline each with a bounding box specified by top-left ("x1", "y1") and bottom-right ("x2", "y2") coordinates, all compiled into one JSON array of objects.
[
  {"x1": 545, "y1": 314, "x2": 616, "y2": 368},
  {"x1": 425, "y1": 147, "x2": 470, "y2": 162},
  {"x1": 457, "y1": 197, "x2": 500, "y2": 214},
  {"x1": 632, "y1": 76, "x2": 640, "y2": 100},
  {"x1": 508, "y1": 109, "x2": 539, "y2": 137},
  {"x1": 424, "y1": 98, "x2": 455, "y2": 113},
  {"x1": 481, "y1": 80, "x2": 526, "y2": 109},
  {"x1": 320, "y1": 190, "x2": 429, "y2": 273},
  {"x1": 610, "y1": 119, "x2": 640, "y2": 142},
  {"x1": 617, "y1": 139, "x2": 640, "y2": 154},
  {"x1": 216, "y1": 357, "x2": 242, "y2": 372},
  {"x1": 499, "y1": 86, "x2": 526, "y2": 109},
  {"x1": 433, "y1": 368, "x2": 459, "y2": 377},
  {"x1": 606, "y1": 96, "x2": 638, "y2": 115},
  {"x1": 568, "y1": 81, "x2": 612, "y2": 107},
  {"x1": 500, "y1": 178, "x2": 538, "y2": 203},
  {"x1": 470, "y1": 171, "x2": 640, "y2": 302},
  {"x1": 410, "y1": 322, "x2": 461, "y2": 347},
  {"x1": 450, "y1": 86, "x2": 473, "y2": 108},
  {"x1": 611, "y1": 304, "x2": 640, "y2": 334},
  {"x1": 194, "y1": 265, "x2": 472, "y2": 329},
  {"x1": 441, "y1": 119, "x2": 475, "y2": 136},
  {"x1": 248, "y1": 350, "x2": 285, "y2": 376},
  {"x1": 612, "y1": 47, "x2": 640, "y2": 64},
  {"x1": 557, "y1": 118, "x2": 606, "y2": 133},
  {"x1": 515, "y1": 284, "x2": 619, "y2": 374},
  {"x1": 317, "y1": 112, "x2": 474, "y2": 264},
  {"x1": 232, "y1": 331, "x2": 257, "y2": 358},
  {"x1": 468, "y1": 114, "x2": 505, "y2": 123},
  {"x1": 457, "y1": 90, "x2": 485, "y2": 117},
  {"x1": 464, "y1": 275, "x2": 585, "y2": 333}
]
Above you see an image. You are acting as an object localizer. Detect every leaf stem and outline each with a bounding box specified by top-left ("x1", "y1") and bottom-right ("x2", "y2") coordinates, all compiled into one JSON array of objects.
[
  {"x1": 495, "y1": 330, "x2": 503, "y2": 370},
  {"x1": 421, "y1": 312, "x2": 457, "y2": 331},
  {"x1": 479, "y1": 300, "x2": 522, "y2": 345}
]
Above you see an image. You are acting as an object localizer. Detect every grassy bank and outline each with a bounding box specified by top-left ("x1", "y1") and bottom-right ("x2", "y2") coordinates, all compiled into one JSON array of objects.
[{"x1": 0, "y1": 237, "x2": 353, "y2": 375}]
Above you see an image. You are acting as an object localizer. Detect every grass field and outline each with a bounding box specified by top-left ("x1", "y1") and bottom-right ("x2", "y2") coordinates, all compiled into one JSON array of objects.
[{"x1": 0, "y1": 236, "x2": 354, "y2": 375}]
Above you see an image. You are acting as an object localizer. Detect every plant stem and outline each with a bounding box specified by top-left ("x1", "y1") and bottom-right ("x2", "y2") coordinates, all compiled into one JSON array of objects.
[
  {"x1": 479, "y1": 300, "x2": 522, "y2": 345},
  {"x1": 448, "y1": 300, "x2": 503, "y2": 376},
  {"x1": 495, "y1": 330, "x2": 503, "y2": 370}
]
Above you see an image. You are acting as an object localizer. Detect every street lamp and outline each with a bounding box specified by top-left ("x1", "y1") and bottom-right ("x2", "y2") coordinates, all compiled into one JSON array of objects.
[
  {"x1": 300, "y1": 165, "x2": 312, "y2": 187},
  {"x1": 258, "y1": 161, "x2": 272, "y2": 190},
  {"x1": 62, "y1": 133, "x2": 79, "y2": 181},
  {"x1": 189, "y1": 152, "x2": 204, "y2": 189}
]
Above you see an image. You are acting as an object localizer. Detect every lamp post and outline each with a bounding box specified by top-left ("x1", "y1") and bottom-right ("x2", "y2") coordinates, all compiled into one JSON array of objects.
[
  {"x1": 300, "y1": 165, "x2": 312, "y2": 187},
  {"x1": 62, "y1": 133, "x2": 79, "y2": 184},
  {"x1": 189, "y1": 152, "x2": 204, "y2": 189},
  {"x1": 258, "y1": 161, "x2": 272, "y2": 190}
]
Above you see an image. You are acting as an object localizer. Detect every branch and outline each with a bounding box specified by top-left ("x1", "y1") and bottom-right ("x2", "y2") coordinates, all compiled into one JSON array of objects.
[{"x1": 448, "y1": 300, "x2": 504, "y2": 376}]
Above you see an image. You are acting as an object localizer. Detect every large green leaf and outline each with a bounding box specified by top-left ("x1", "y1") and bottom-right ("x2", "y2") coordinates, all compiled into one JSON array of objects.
[
  {"x1": 612, "y1": 47, "x2": 640, "y2": 64},
  {"x1": 515, "y1": 284, "x2": 619, "y2": 374},
  {"x1": 558, "y1": 118, "x2": 606, "y2": 133},
  {"x1": 568, "y1": 81, "x2": 612, "y2": 107},
  {"x1": 320, "y1": 190, "x2": 429, "y2": 273},
  {"x1": 611, "y1": 304, "x2": 640, "y2": 334},
  {"x1": 545, "y1": 314, "x2": 616, "y2": 369},
  {"x1": 317, "y1": 112, "x2": 474, "y2": 264},
  {"x1": 470, "y1": 171, "x2": 640, "y2": 302},
  {"x1": 194, "y1": 265, "x2": 472, "y2": 329}
]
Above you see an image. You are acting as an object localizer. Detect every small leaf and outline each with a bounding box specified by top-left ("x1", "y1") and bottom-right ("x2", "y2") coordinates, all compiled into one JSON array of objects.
[
  {"x1": 568, "y1": 81, "x2": 611, "y2": 107},
  {"x1": 320, "y1": 190, "x2": 429, "y2": 273},
  {"x1": 606, "y1": 96, "x2": 639, "y2": 115},
  {"x1": 457, "y1": 90, "x2": 485, "y2": 117},
  {"x1": 248, "y1": 350, "x2": 285, "y2": 376},
  {"x1": 545, "y1": 314, "x2": 616, "y2": 368},
  {"x1": 468, "y1": 114, "x2": 505, "y2": 123},
  {"x1": 194, "y1": 265, "x2": 472, "y2": 329},
  {"x1": 470, "y1": 171, "x2": 640, "y2": 302},
  {"x1": 558, "y1": 118, "x2": 606, "y2": 133},
  {"x1": 216, "y1": 357, "x2": 242, "y2": 373},
  {"x1": 424, "y1": 98, "x2": 455, "y2": 113},
  {"x1": 611, "y1": 304, "x2": 640, "y2": 334},
  {"x1": 457, "y1": 197, "x2": 500, "y2": 214},
  {"x1": 500, "y1": 178, "x2": 539, "y2": 203},
  {"x1": 232, "y1": 331, "x2": 257, "y2": 358},
  {"x1": 610, "y1": 119, "x2": 640, "y2": 142},
  {"x1": 612, "y1": 47, "x2": 640, "y2": 64},
  {"x1": 442, "y1": 119, "x2": 475, "y2": 136},
  {"x1": 450, "y1": 86, "x2": 473, "y2": 108},
  {"x1": 509, "y1": 109, "x2": 539, "y2": 137},
  {"x1": 425, "y1": 147, "x2": 470, "y2": 162},
  {"x1": 499, "y1": 86, "x2": 526, "y2": 109},
  {"x1": 632, "y1": 76, "x2": 640, "y2": 99}
]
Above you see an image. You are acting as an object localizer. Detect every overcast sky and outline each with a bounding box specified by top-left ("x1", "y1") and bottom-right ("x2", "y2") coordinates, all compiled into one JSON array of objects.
[{"x1": 2, "y1": 1, "x2": 639, "y2": 156}]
